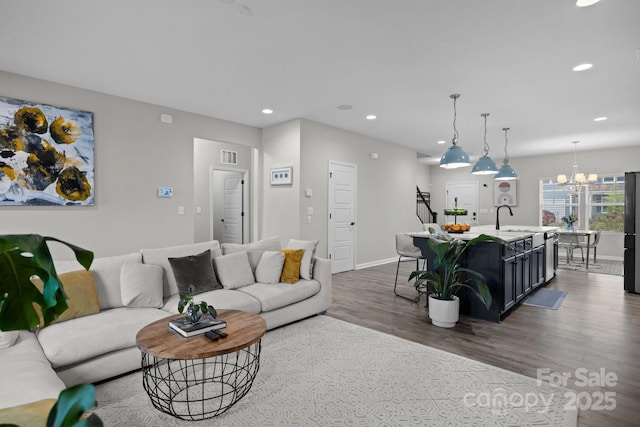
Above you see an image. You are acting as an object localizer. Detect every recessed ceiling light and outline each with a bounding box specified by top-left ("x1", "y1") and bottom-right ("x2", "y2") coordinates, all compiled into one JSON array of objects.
[
  {"x1": 573, "y1": 63, "x2": 593, "y2": 71},
  {"x1": 337, "y1": 104, "x2": 353, "y2": 110},
  {"x1": 366, "y1": 115, "x2": 376, "y2": 120},
  {"x1": 593, "y1": 116, "x2": 608, "y2": 122},
  {"x1": 576, "y1": 0, "x2": 600, "y2": 7},
  {"x1": 262, "y1": 108, "x2": 273, "y2": 114},
  {"x1": 437, "y1": 140, "x2": 446, "y2": 145}
]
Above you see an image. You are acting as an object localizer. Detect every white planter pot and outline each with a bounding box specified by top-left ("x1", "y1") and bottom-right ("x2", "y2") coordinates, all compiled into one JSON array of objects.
[{"x1": 428, "y1": 295, "x2": 460, "y2": 328}]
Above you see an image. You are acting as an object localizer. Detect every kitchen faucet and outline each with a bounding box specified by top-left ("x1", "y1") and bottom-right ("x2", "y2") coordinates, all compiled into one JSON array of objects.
[{"x1": 496, "y1": 204, "x2": 513, "y2": 230}]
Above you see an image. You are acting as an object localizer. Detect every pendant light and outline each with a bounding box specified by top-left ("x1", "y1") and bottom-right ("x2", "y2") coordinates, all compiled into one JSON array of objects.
[
  {"x1": 557, "y1": 141, "x2": 597, "y2": 185},
  {"x1": 439, "y1": 94, "x2": 471, "y2": 169},
  {"x1": 495, "y1": 127, "x2": 518, "y2": 180},
  {"x1": 471, "y1": 113, "x2": 499, "y2": 175}
]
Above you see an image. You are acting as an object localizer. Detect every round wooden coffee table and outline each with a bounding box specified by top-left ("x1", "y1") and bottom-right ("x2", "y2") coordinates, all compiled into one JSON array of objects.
[{"x1": 136, "y1": 309, "x2": 266, "y2": 420}]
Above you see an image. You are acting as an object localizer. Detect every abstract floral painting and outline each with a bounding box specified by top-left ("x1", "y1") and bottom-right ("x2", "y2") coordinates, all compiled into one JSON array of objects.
[{"x1": 0, "y1": 96, "x2": 94, "y2": 206}]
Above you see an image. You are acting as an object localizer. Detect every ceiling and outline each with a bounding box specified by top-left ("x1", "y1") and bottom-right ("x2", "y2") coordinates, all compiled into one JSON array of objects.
[{"x1": 1, "y1": 0, "x2": 639, "y2": 165}]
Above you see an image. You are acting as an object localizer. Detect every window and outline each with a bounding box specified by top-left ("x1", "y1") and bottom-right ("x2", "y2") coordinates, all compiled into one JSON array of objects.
[{"x1": 539, "y1": 175, "x2": 624, "y2": 232}]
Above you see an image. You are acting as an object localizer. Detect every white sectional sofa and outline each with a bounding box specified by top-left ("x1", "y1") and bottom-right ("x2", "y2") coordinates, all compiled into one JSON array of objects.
[{"x1": 0, "y1": 236, "x2": 331, "y2": 413}]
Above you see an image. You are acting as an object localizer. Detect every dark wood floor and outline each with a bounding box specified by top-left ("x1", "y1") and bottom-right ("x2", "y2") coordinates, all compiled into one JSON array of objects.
[{"x1": 326, "y1": 262, "x2": 640, "y2": 427}]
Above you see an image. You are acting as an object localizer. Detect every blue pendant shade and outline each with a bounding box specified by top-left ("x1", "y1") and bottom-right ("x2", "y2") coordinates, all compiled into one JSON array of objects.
[
  {"x1": 471, "y1": 155, "x2": 499, "y2": 174},
  {"x1": 471, "y1": 112, "x2": 499, "y2": 175},
  {"x1": 440, "y1": 145, "x2": 471, "y2": 169},
  {"x1": 440, "y1": 94, "x2": 470, "y2": 169},
  {"x1": 494, "y1": 126, "x2": 518, "y2": 180},
  {"x1": 495, "y1": 163, "x2": 518, "y2": 180}
]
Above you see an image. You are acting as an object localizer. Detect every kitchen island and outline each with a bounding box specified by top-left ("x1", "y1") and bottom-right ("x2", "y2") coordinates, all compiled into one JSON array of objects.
[{"x1": 411, "y1": 225, "x2": 559, "y2": 322}]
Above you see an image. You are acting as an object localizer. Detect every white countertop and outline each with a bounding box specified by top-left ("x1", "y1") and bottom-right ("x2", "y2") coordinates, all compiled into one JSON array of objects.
[{"x1": 411, "y1": 225, "x2": 559, "y2": 243}]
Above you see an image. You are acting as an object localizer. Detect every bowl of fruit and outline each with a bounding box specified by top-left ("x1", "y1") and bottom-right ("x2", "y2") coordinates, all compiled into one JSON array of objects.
[{"x1": 443, "y1": 223, "x2": 471, "y2": 233}]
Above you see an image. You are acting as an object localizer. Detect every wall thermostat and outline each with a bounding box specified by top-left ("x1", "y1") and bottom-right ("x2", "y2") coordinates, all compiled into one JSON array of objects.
[{"x1": 158, "y1": 187, "x2": 173, "y2": 197}]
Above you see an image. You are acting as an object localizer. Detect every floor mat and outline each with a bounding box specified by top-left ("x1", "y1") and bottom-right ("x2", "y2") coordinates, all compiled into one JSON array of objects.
[{"x1": 523, "y1": 288, "x2": 568, "y2": 310}]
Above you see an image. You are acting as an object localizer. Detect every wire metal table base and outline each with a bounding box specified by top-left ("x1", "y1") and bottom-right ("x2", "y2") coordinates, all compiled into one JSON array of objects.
[{"x1": 140, "y1": 341, "x2": 261, "y2": 420}]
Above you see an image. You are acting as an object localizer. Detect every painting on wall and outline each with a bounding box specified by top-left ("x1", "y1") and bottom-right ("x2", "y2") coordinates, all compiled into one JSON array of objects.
[
  {"x1": 0, "y1": 96, "x2": 94, "y2": 206},
  {"x1": 494, "y1": 180, "x2": 517, "y2": 206}
]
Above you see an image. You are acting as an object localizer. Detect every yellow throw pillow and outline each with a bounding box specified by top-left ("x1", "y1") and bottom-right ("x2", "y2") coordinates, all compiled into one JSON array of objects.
[
  {"x1": 32, "y1": 270, "x2": 100, "y2": 326},
  {"x1": 278, "y1": 249, "x2": 304, "y2": 284},
  {"x1": 0, "y1": 398, "x2": 57, "y2": 426}
]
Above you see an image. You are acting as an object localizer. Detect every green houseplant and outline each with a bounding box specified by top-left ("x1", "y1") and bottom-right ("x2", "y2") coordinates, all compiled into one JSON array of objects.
[
  {"x1": 0, "y1": 234, "x2": 102, "y2": 426},
  {"x1": 178, "y1": 284, "x2": 217, "y2": 323},
  {"x1": 409, "y1": 233, "x2": 499, "y2": 328}
]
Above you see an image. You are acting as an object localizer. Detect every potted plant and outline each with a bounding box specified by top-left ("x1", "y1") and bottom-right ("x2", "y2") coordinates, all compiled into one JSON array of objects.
[
  {"x1": 0, "y1": 234, "x2": 102, "y2": 426},
  {"x1": 178, "y1": 284, "x2": 217, "y2": 323},
  {"x1": 409, "y1": 234, "x2": 498, "y2": 328}
]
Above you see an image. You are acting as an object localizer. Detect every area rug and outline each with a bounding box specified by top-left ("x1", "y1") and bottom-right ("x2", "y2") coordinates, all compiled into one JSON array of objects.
[
  {"x1": 523, "y1": 289, "x2": 568, "y2": 310},
  {"x1": 94, "y1": 315, "x2": 577, "y2": 426},
  {"x1": 557, "y1": 258, "x2": 623, "y2": 276}
]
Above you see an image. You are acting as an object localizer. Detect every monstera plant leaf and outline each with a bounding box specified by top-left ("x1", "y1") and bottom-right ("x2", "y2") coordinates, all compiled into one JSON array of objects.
[
  {"x1": 47, "y1": 384, "x2": 103, "y2": 427},
  {"x1": 0, "y1": 234, "x2": 93, "y2": 331}
]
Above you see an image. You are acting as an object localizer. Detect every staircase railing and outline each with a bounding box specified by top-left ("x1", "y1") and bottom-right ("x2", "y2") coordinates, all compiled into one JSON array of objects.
[{"x1": 416, "y1": 186, "x2": 437, "y2": 224}]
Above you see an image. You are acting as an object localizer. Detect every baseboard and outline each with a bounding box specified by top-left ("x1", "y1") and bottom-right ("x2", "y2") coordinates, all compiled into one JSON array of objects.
[{"x1": 356, "y1": 257, "x2": 396, "y2": 270}]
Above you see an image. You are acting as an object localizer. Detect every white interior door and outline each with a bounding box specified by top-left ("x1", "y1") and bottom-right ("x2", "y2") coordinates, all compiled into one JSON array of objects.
[
  {"x1": 445, "y1": 182, "x2": 478, "y2": 225},
  {"x1": 328, "y1": 161, "x2": 357, "y2": 273},
  {"x1": 212, "y1": 169, "x2": 246, "y2": 244}
]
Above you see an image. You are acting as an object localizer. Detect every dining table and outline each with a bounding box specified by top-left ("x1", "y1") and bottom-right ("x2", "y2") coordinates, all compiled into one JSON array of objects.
[{"x1": 556, "y1": 229, "x2": 598, "y2": 270}]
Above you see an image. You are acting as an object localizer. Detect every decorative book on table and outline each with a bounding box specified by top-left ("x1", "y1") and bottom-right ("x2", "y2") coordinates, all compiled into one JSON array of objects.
[{"x1": 168, "y1": 315, "x2": 227, "y2": 337}]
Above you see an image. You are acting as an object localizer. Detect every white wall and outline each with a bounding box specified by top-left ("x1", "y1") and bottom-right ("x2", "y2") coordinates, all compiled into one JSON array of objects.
[
  {"x1": 0, "y1": 70, "x2": 260, "y2": 258},
  {"x1": 299, "y1": 119, "x2": 418, "y2": 265},
  {"x1": 261, "y1": 120, "x2": 302, "y2": 245},
  {"x1": 428, "y1": 145, "x2": 640, "y2": 259},
  {"x1": 193, "y1": 138, "x2": 253, "y2": 243}
]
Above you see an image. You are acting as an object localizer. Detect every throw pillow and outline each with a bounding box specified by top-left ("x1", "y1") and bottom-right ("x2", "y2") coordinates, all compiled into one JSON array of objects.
[
  {"x1": 214, "y1": 251, "x2": 256, "y2": 289},
  {"x1": 222, "y1": 236, "x2": 281, "y2": 271},
  {"x1": 120, "y1": 263, "x2": 164, "y2": 308},
  {"x1": 278, "y1": 249, "x2": 304, "y2": 284},
  {"x1": 32, "y1": 270, "x2": 100, "y2": 326},
  {"x1": 255, "y1": 251, "x2": 285, "y2": 284},
  {"x1": 286, "y1": 239, "x2": 319, "y2": 280},
  {"x1": 168, "y1": 249, "x2": 221, "y2": 297}
]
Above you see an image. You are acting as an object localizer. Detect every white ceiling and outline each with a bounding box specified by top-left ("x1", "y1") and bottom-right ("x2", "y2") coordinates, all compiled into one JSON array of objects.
[{"x1": 1, "y1": 0, "x2": 639, "y2": 165}]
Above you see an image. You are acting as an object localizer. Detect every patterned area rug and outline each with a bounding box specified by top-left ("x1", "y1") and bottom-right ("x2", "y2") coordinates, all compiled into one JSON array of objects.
[
  {"x1": 94, "y1": 315, "x2": 577, "y2": 426},
  {"x1": 557, "y1": 257, "x2": 623, "y2": 276}
]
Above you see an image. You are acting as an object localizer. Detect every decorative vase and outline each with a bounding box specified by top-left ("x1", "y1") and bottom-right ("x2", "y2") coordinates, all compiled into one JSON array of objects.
[
  {"x1": 186, "y1": 306, "x2": 202, "y2": 324},
  {"x1": 567, "y1": 223, "x2": 574, "y2": 231},
  {"x1": 428, "y1": 295, "x2": 460, "y2": 328}
]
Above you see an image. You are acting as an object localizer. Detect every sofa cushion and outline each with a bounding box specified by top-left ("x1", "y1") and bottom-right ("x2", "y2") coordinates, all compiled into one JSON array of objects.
[
  {"x1": 238, "y1": 279, "x2": 321, "y2": 312},
  {"x1": 214, "y1": 252, "x2": 255, "y2": 289},
  {"x1": 286, "y1": 239, "x2": 319, "y2": 280},
  {"x1": 37, "y1": 307, "x2": 168, "y2": 369},
  {"x1": 55, "y1": 252, "x2": 142, "y2": 310},
  {"x1": 278, "y1": 249, "x2": 304, "y2": 284},
  {"x1": 221, "y1": 236, "x2": 281, "y2": 271},
  {"x1": 141, "y1": 240, "x2": 222, "y2": 298},
  {"x1": 255, "y1": 251, "x2": 285, "y2": 284},
  {"x1": 168, "y1": 249, "x2": 221, "y2": 297},
  {"x1": 120, "y1": 262, "x2": 164, "y2": 308},
  {"x1": 162, "y1": 289, "x2": 262, "y2": 314},
  {"x1": 0, "y1": 331, "x2": 65, "y2": 409},
  {"x1": 32, "y1": 270, "x2": 100, "y2": 326}
]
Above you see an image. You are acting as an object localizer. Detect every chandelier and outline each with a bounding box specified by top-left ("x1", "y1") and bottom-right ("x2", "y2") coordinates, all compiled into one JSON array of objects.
[
  {"x1": 439, "y1": 94, "x2": 471, "y2": 169},
  {"x1": 557, "y1": 141, "x2": 597, "y2": 185}
]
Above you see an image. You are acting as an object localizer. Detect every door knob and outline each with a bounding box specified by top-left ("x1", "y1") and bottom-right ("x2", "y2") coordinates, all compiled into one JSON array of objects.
[{"x1": 350, "y1": 222, "x2": 355, "y2": 226}]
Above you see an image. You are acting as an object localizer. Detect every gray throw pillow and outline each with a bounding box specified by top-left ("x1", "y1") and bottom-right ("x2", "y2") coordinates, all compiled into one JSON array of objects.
[{"x1": 168, "y1": 249, "x2": 221, "y2": 297}]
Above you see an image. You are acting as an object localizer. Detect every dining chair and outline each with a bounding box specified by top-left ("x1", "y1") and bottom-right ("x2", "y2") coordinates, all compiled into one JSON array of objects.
[
  {"x1": 557, "y1": 233, "x2": 581, "y2": 264},
  {"x1": 393, "y1": 233, "x2": 427, "y2": 302},
  {"x1": 587, "y1": 230, "x2": 601, "y2": 263}
]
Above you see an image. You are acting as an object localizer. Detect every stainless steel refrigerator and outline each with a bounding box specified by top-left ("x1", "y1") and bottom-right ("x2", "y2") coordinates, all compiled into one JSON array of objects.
[{"x1": 624, "y1": 171, "x2": 640, "y2": 293}]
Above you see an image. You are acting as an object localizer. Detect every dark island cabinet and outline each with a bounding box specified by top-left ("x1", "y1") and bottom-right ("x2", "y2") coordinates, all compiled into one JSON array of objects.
[{"x1": 460, "y1": 237, "x2": 548, "y2": 323}]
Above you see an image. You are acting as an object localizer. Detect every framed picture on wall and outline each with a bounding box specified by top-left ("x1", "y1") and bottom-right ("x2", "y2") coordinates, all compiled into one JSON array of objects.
[
  {"x1": 270, "y1": 167, "x2": 292, "y2": 185},
  {"x1": 494, "y1": 180, "x2": 517, "y2": 206}
]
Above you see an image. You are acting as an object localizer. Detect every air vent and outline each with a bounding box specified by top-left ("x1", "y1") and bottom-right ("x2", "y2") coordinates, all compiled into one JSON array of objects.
[{"x1": 220, "y1": 150, "x2": 238, "y2": 165}]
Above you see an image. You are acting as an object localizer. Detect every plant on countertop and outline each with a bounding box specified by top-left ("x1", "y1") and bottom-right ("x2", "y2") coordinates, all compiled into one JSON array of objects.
[
  {"x1": 561, "y1": 214, "x2": 577, "y2": 229},
  {"x1": 409, "y1": 233, "x2": 500, "y2": 309},
  {"x1": 178, "y1": 284, "x2": 217, "y2": 323},
  {"x1": 0, "y1": 234, "x2": 102, "y2": 427}
]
